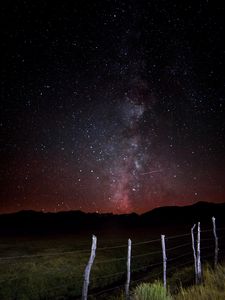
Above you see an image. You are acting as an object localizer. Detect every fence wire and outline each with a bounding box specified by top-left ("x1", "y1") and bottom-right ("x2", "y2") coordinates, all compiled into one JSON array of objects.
[
  {"x1": 88, "y1": 283, "x2": 125, "y2": 297},
  {"x1": 166, "y1": 242, "x2": 191, "y2": 252},
  {"x1": 0, "y1": 223, "x2": 224, "y2": 299},
  {"x1": 167, "y1": 251, "x2": 193, "y2": 262}
]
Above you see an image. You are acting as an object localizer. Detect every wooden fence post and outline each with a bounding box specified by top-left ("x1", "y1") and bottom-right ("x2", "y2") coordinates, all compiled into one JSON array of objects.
[
  {"x1": 212, "y1": 216, "x2": 219, "y2": 267},
  {"x1": 191, "y1": 224, "x2": 198, "y2": 284},
  {"x1": 196, "y1": 222, "x2": 202, "y2": 284},
  {"x1": 161, "y1": 235, "x2": 167, "y2": 289},
  {"x1": 125, "y1": 238, "x2": 132, "y2": 300},
  {"x1": 82, "y1": 235, "x2": 97, "y2": 300}
]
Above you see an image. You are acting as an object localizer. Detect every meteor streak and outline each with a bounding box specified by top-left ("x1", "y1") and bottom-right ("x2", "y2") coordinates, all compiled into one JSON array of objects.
[{"x1": 141, "y1": 170, "x2": 162, "y2": 175}]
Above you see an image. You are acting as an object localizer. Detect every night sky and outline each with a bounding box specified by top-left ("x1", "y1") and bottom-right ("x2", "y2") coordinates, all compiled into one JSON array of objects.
[{"x1": 1, "y1": 1, "x2": 225, "y2": 214}]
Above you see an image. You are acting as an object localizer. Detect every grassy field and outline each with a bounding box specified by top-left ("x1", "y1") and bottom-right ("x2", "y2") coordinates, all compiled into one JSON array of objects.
[
  {"x1": 0, "y1": 232, "x2": 162, "y2": 299},
  {"x1": 0, "y1": 226, "x2": 224, "y2": 299},
  {"x1": 132, "y1": 264, "x2": 225, "y2": 300},
  {"x1": 173, "y1": 264, "x2": 225, "y2": 300}
]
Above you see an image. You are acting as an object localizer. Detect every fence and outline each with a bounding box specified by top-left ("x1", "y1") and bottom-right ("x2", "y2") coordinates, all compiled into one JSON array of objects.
[
  {"x1": 82, "y1": 216, "x2": 224, "y2": 299},
  {"x1": 0, "y1": 216, "x2": 225, "y2": 299}
]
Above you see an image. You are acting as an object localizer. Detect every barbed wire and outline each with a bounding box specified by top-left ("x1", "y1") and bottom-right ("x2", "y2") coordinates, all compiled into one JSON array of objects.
[
  {"x1": 46, "y1": 281, "x2": 82, "y2": 294},
  {"x1": 132, "y1": 261, "x2": 162, "y2": 273},
  {"x1": 95, "y1": 270, "x2": 126, "y2": 279},
  {"x1": 200, "y1": 227, "x2": 225, "y2": 233},
  {"x1": 200, "y1": 245, "x2": 214, "y2": 251},
  {"x1": 2, "y1": 249, "x2": 220, "y2": 299},
  {"x1": 49, "y1": 252, "x2": 220, "y2": 298},
  {"x1": 1, "y1": 226, "x2": 224, "y2": 261},
  {"x1": 167, "y1": 258, "x2": 194, "y2": 272},
  {"x1": 0, "y1": 249, "x2": 91, "y2": 261},
  {"x1": 131, "y1": 249, "x2": 162, "y2": 259},
  {"x1": 94, "y1": 256, "x2": 127, "y2": 264},
  {"x1": 88, "y1": 283, "x2": 125, "y2": 297},
  {"x1": 202, "y1": 253, "x2": 214, "y2": 260},
  {"x1": 166, "y1": 232, "x2": 191, "y2": 240},
  {"x1": 93, "y1": 261, "x2": 162, "y2": 281},
  {"x1": 201, "y1": 227, "x2": 225, "y2": 233},
  {"x1": 167, "y1": 251, "x2": 193, "y2": 262},
  {"x1": 132, "y1": 238, "x2": 161, "y2": 246},
  {"x1": 217, "y1": 227, "x2": 225, "y2": 231},
  {"x1": 166, "y1": 242, "x2": 191, "y2": 252},
  {"x1": 201, "y1": 229, "x2": 212, "y2": 233},
  {"x1": 201, "y1": 237, "x2": 213, "y2": 242},
  {"x1": 97, "y1": 244, "x2": 127, "y2": 250},
  {"x1": 130, "y1": 269, "x2": 163, "y2": 286}
]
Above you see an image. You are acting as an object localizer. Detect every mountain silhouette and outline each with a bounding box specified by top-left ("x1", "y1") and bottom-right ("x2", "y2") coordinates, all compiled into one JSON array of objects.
[{"x1": 0, "y1": 201, "x2": 224, "y2": 235}]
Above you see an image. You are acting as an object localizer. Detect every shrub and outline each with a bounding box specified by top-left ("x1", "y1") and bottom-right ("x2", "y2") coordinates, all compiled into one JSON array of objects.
[{"x1": 133, "y1": 281, "x2": 172, "y2": 300}]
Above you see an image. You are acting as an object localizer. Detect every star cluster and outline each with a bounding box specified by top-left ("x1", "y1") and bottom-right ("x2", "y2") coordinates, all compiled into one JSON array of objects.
[{"x1": 1, "y1": 1, "x2": 225, "y2": 213}]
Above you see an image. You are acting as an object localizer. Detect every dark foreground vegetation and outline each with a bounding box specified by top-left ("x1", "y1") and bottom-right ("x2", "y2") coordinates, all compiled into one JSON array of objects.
[
  {"x1": 132, "y1": 264, "x2": 225, "y2": 300},
  {"x1": 0, "y1": 202, "x2": 224, "y2": 299}
]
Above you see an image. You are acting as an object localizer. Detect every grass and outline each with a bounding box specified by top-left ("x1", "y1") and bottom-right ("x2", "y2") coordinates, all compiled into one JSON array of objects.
[
  {"x1": 174, "y1": 264, "x2": 225, "y2": 300},
  {"x1": 133, "y1": 282, "x2": 172, "y2": 300},
  {"x1": 0, "y1": 232, "x2": 164, "y2": 299},
  {"x1": 130, "y1": 264, "x2": 225, "y2": 300},
  {"x1": 167, "y1": 265, "x2": 195, "y2": 294},
  {"x1": 0, "y1": 227, "x2": 224, "y2": 299}
]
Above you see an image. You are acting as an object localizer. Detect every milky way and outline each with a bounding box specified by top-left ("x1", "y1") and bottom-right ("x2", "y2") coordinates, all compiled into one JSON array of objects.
[{"x1": 1, "y1": 1, "x2": 225, "y2": 213}]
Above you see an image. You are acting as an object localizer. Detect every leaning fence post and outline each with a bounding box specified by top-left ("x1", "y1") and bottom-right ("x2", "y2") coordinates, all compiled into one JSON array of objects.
[
  {"x1": 161, "y1": 234, "x2": 167, "y2": 289},
  {"x1": 196, "y1": 222, "x2": 202, "y2": 284},
  {"x1": 191, "y1": 224, "x2": 198, "y2": 284},
  {"x1": 212, "y1": 216, "x2": 219, "y2": 267},
  {"x1": 82, "y1": 235, "x2": 97, "y2": 300},
  {"x1": 125, "y1": 238, "x2": 132, "y2": 300}
]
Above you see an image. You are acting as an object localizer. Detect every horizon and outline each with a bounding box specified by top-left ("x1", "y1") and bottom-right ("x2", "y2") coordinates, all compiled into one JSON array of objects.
[{"x1": 1, "y1": 200, "x2": 225, "y2": 216}]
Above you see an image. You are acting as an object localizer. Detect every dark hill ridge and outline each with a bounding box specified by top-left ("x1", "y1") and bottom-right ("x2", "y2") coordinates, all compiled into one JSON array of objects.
[{"x1": 0, "y1": 201, "x2": 225, "y2": 234}]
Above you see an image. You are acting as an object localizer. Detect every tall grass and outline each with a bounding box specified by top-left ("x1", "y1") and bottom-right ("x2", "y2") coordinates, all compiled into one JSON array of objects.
[
  {"x1": 133, "y1": 282, "x2": 172, "y2": 300},
  {"x1": 131, "y1": 264, "x2": 225, "y2": 300},
  {"x1": 174, "y1": 264, "x2": 225, "y2": 300}
]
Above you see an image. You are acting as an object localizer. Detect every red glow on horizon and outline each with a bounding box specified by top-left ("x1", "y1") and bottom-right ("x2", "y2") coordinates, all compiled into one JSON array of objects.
[{"x1": 1, "y1": 196, "x2": 225, "y2": 215}]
